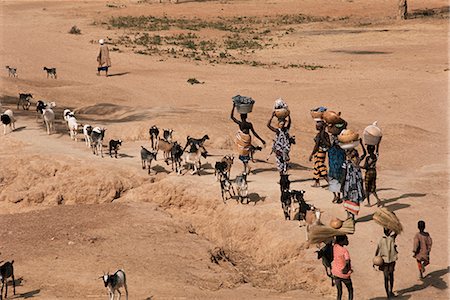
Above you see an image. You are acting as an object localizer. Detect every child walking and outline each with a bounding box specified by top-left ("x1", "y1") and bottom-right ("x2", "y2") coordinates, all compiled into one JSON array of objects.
[{"x1": 413, "y1": 220, "x2": 432, "y2": 279}]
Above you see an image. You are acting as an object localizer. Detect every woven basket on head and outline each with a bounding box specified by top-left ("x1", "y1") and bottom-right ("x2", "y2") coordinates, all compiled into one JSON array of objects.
[
  {"x1": 339, "y1": 218, "x2": 355, "y2": 234},
  {"x1": 308, "y1": 225, "x2": 346, "y2": 244},
  {"x1": 373, "y1": 208, "x2": 403, "y2": 234}
]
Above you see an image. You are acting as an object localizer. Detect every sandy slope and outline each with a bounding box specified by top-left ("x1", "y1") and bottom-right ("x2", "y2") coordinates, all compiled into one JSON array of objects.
[{"x1": 0, "y1": 0, "x2": 448, "y2": 299}]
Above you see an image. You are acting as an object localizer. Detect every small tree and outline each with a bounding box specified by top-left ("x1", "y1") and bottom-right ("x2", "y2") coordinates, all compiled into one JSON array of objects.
[{"x1": 69, "y1": 25, "x2": 81, "y2": 34}]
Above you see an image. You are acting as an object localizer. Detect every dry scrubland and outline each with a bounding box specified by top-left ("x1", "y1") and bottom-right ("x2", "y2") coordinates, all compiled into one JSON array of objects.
[{"x1": 0, "y1": 0, "x2": 448, "y2": 299}]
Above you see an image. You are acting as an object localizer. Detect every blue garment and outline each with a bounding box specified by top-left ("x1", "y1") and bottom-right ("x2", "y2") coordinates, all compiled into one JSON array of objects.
[
  {"x1": 239, "y1": 155, "x2": 250, "y2": 163},
  {"x1": 328, "y1": 144, "x2": 345, "y2": 181}
]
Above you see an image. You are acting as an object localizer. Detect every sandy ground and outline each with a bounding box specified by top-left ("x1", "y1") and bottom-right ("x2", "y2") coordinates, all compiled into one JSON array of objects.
[{"x1": 0, "y1": 0, "x2": 448, "y2": 299}]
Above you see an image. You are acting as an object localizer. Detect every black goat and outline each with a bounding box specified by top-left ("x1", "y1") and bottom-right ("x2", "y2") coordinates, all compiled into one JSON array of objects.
[
  {"x1": 316, "y1": 241, "x2": 334, "y2": 286},
  {"x1": 183, "y1": 134, "x2": 209, "y2": 153},
  {"x1": 0, "y1": 260, "x2": 15, "y2": 299},
  {"x1": 43, "y1": 67, "x2": 57, "y2": 79},
  {"x1": 149, "y1": 125, "x2": 159, "y2": 150},
  {"x1": 171, "y1": 141, "x2": 184, "y2": 174},
  {"x1": 215, "y1": 161, "x2": 235, "y2": 202},
  {"x1": 279, "y1": 174, "x2": 292, "y2": 220},
  {"x1": 17, "y1": 93, "x2": 32, "y2": 110},
  {"x1": 109, "y1": 139, "x2": 122, "y2": 158}
]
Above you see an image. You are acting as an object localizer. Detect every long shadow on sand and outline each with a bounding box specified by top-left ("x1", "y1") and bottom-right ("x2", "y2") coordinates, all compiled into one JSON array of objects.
[
  {"x1": 355, "y1": 192, "x2": 426, "y2": 223},
  {"x1": 107, "y1": 72, "x2": 130, "y2": 77},
  {"x1": 17, "y1": 289, "x2": 41, "y2": 299},
  {"x1": 394, "y1": 267, "x2": 449, "y2": 297}
]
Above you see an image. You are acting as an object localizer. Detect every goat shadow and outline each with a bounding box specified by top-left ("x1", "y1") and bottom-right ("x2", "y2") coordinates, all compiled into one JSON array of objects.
[
  {"x1": 117, "y1": 153, "x2": 135, "y2": 158},
  {"x1": 17, "y1": 289, "x2": 41, "y2": 299},
  {"x1": 151, "y1": 165, "x2": 171, "y2": 174},
  {"x1": 12, "y1": 126, "x2": 26, "y2": 132},
  {"x1": 231, "y1": 193, "x2": 266, "y2": 205}
]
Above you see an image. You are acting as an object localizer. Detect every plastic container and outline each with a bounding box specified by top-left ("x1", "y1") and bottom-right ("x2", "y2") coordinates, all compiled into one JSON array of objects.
[
  {"x1": 236, "y1": 103, "x2": 254, "y2": 114},
  {"x1": 363, "y1": 121, "x2": 382, "y2": 145}
]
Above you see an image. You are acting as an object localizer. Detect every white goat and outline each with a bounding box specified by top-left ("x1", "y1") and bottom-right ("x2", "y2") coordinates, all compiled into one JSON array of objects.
[
  {"x1": 181, "y1": 146, "x2": 205, "y2": 175},
  {"x1": 101, "y1": 269, "x2": 128, "y2": 300},
  {"x1": 67, "y1": 116, "x2": 79, "y2": 141},
  {"x1": 42, "y1": 108, "x2": 55, "y2": 135},
  {"x1": 1, "y1": 109, "x2": 16, "y2": 135},
  {"x1": 235, "y1": 172, "x2": 249, "y2": 204},
  {"x1": 83, "y1": 124, "x2": 93, "y2": 147},
  {"x1": 305, "y1": 206, "x2": 323, "y2": 241}
]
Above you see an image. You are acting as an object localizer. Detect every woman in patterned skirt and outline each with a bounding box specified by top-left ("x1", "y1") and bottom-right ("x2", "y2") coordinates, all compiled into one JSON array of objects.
[
  {"x1": 341, "y1": 141, "x2": 365, "y2": 219},
  {"x1": 309, "y1": 121, "x2": 331, "y2": 187}
]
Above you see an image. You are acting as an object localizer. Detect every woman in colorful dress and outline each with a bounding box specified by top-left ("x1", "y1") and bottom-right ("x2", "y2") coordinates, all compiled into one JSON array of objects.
[
  {"x1": 267, "y1": 112, "x2": 292, "y2": 175},
  {"x1": 340, "y1": 140, "x2": 365, "y2": 219},
  {"x1": 309, "y1": 121, "x2": 331, "y2": 187}
]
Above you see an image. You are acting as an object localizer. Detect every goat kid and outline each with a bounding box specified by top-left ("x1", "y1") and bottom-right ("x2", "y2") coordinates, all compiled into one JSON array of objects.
[
  {"x1": 1, "y1": 110, "x2": 16, "y2": 135},
  {"x1": 17, "y1": 93, "x2": 32, "y2": 110},
  {"x1": 235, "y1": 172, "x2": 249, "y2": 204},
  {"x1": 149, "y1": 125, "x2": 159, "y2": 150},
  {"x1": 83, "y1": 125, "x2": 93, "y2": 148},
  {"x1": 141, "y1": 146, "x2": 157, "y2": 174},
  {"x1": 0, "y1": 260, "x2": 15, "y2": 300},
  {"x1": 43, "y1": 67, "x2": 57, "y2": 79},
  {"x1": 5, "y1": 66, "x2": 17, "y2": 78},
  {"x1": 109, "y1": 140, "x2": 122, "y2": 158},
  {"x1": 100, "y1": 269, "x2": 128, "y2": 300}
]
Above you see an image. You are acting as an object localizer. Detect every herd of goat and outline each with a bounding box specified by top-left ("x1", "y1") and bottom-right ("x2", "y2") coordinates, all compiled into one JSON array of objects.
[{"x1": 1, "y1": 90, "x2": 325, "y2": 299}]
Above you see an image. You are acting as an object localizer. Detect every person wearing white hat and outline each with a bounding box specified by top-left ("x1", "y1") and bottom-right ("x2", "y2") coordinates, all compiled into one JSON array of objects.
[{"x1": 97, "y1": 38, "x2": 111, "y2": 76}]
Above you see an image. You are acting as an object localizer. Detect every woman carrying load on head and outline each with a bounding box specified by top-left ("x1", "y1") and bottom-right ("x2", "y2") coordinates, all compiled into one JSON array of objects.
[
  {"x1": 267, "y1": 112, "x2": 292, "y2": 175},
  {"x1": 309, "y1": 121, "x2": 331, "y2": 187},
  {"x1": 340, "y1": 140, "x2": 366, "y2": 220},
  {"x1": 231, "y1": 103, "x2": 266, "y2": 174},
  {"x1": 328, "y1": 133, "x2": 346, "y2": 204},
  {"x1": 360, "y1": 142, "x2": 382, "y2": 207}
]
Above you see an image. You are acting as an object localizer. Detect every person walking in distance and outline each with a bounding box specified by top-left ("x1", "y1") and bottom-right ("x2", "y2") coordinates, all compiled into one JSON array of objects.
[
  {"x1": 332, "y1": 235, "x2": 354, "y2": 300},
  {"x1": 97, "y1": 39, "x2": 111, "y2": 76},
  {"x1": 413, "y1": 220, "x2": 432, "y2": 279}
]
